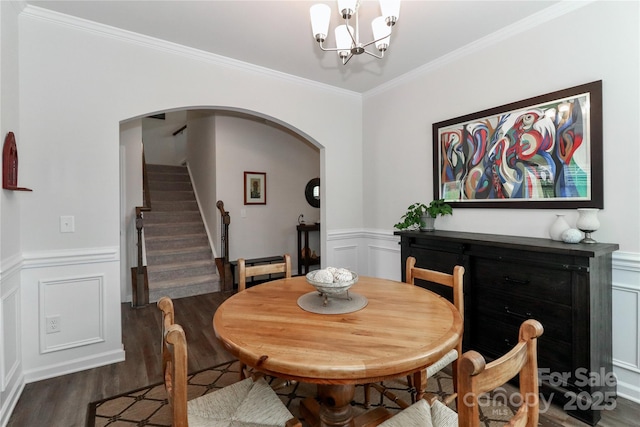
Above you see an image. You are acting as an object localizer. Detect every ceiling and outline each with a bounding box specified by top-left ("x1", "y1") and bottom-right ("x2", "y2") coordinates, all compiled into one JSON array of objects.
[{"x1": 26, "y1": 0, "x2": 560, "y2": 93}]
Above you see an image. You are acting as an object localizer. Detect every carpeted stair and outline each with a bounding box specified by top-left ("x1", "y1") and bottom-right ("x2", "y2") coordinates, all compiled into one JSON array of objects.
[{"x1": 144, "y1": 164, "x2": 220, "y2": 302}]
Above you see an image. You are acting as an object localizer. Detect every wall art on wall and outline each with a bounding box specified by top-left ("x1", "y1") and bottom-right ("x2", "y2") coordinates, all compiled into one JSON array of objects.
[
  {"x1": 433, "y1": 80, "x2": 602, "y2": 209},
  {"x1": 244, "y1": 171, "x2": 266, "y2": 205}
]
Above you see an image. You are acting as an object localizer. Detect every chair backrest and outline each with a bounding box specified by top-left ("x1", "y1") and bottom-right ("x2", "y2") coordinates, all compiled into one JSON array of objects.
[
  {"x1": 405, "y1": 256, "x2": 465, "y2": 322},
  {"x1": 158, "y1": 296, "x2": 189, "y2": 427},
  {"x1": 238, "y1": 254, "x2": 292, "y2": 292},
  {"x1": 457, "y1": 319, "x2": 544, "y2": 427}
]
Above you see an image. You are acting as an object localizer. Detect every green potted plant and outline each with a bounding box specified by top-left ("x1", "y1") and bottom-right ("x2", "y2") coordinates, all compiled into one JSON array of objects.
[{"x1": 394, "y1": 199, "x2": 452, "y2": 231}]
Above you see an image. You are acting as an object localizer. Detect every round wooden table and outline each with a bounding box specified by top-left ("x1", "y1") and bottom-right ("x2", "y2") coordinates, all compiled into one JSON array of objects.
[{"x1": 213, "y1": 275, "x2": 462, "y2": 427}]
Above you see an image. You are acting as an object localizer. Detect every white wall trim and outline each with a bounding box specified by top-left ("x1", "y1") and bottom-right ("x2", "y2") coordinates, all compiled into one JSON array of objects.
[
  {"x1": 22, "y1": 348, "x2": 125, "y2": 384},
  {"x1": 364, "y1": 0, "x2": 596, "y2": 98},
  {"x1": 0, "y1": 376, "x2": 24, "y2": 427},
  {"x1": 0, "y1": 254, "x2": 22, "y2": 282},
  {"x1": 21, "y1": 5, "x2": 360, "y2": 100},
  {"x1": 21, "y1": 246, "x2": 118, "y2": 269}
]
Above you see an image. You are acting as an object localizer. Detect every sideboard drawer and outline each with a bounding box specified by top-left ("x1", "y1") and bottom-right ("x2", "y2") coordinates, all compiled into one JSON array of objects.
[
  {"x1": 473, "y1": 313, "x2": 573, "y2": 375},
  {"x1": 474, "y1": 288, "x2": 572, "y2": 343},
  {"x1": 473, "y1": 257, "x2": 572, "y2": 303}
]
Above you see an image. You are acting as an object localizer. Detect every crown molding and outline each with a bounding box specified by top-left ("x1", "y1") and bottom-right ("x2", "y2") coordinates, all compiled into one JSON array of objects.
[
  {"x1": 364, "y1": 0, "x2": 597, "y2": 98},
  {"x1": 20, "y1": 5, "x2": 361, "y2": 100}
]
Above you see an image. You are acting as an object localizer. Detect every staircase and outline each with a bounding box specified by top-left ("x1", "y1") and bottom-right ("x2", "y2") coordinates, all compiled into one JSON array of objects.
[{"x1": 143, "y1": 164, "x2": 220, "y2": 302}]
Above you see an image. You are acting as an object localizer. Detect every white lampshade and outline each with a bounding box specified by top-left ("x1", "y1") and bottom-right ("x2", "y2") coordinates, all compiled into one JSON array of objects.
[
  {"x1": 372, "y1": 16, "x2": 391, "y2": 50},
  {"x1": 379, "y1": 0, "x2": 401, "y2": 22},
  {"x1": 338, "y1": 0, "x2": 357, "y2": 18},
  {"x1": 335, "y1": 25, "x2": 354, "y2": 56},
  {"x1": 310, "y1": 4, "x2": 331, "y2": 40}
]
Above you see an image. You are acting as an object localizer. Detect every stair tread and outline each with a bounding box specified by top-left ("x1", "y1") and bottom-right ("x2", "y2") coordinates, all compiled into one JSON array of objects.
[
  {"x1": 146, "y1": 245, "x2": 211, "y2": 255},
  {"x1": 147, "y1": 259, "x2": 215, "y2": 272},
  {"x1": 149, "y1": 273, "x2": 219, "y2": 290},
  {"x1": 144, "y1": 232, "x2": 207, "y2": 241}
]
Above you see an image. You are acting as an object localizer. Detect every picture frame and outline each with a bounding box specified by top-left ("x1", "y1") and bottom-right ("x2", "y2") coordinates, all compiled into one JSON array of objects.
[
  {"x1": 244, "y1": 171, "x2": 266, "y2": 205},
  {"x1": 432, "y1": 80, "x2": 603, "y2": 209}
]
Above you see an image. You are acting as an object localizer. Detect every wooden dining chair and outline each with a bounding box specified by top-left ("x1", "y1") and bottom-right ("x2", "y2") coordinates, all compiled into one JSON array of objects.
[
  {"x1": 237, "y1": 253, "x2": 292, "y2": 292},
  {"x1": 236, "y1": 254, "x2": 292, "y2": 380},
  {"x1": 365, "y1": 257, "x2": 464, "y2": 407},
  {"x1": 157, "y1": 297, "x2": 301, "y2": 427},
  {"x1": 376, "y1": 319, "x2": 544, "y2": 427}
]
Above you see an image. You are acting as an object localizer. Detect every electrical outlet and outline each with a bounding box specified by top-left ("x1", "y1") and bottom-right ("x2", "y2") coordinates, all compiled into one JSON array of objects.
[{"x1": 46, "y1": 315, "x2": 61, "y2": 334}]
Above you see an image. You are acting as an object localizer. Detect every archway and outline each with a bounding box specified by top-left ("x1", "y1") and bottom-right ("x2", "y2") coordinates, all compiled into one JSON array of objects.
[{"x1": 119, "y1": 107, "x2": 323, "y2": 303}]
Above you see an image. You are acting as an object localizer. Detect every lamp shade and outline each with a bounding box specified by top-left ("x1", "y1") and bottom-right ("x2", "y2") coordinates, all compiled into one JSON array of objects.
[
  {"x1": 379, "y1": 0, "x2": 401, "y2": 22},
  {"x1": 337, "y1": 0, "x2": 357, "y2": 17},
  {"x1": 372, "y1": 16, "x2": 391, "y2": 50},
  {"x1": 310, "y1": 4, "x2": 331, "y2": 39},
  {"x1": 335, "y1": 25, "x2": 354, "y2": 56}
]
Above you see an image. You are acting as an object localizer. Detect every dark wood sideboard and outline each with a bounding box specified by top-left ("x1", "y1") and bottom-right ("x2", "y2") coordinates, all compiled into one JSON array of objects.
[{"x1": 395, "y1": 230, "x2": 619, "y2": 425}]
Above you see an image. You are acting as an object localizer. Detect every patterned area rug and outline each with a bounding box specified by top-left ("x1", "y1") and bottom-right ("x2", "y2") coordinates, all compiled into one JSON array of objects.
[{"x1": 87, "y1": 360, "x2": 561, "y2": 426}]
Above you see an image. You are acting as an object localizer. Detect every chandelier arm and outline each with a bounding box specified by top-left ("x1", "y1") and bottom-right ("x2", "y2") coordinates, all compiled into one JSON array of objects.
[
  {"x1": 362, "y1": 49, "x2": 384, "y2": 59},
  {"x1": 317, "y1": 40, "x2": 342, "y2": 53},
  {"x1": 342, "y1": 53, "x2": 355, "y2": 65}
]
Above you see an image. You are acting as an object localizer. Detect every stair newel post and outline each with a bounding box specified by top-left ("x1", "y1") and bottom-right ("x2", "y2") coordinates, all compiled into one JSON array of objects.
[
  {"x1": 132, "y1": 206, "x2": 149, "y2": 307},
  {"x1": 216, "y1": 201, "x2": 233, "y2": 292}
]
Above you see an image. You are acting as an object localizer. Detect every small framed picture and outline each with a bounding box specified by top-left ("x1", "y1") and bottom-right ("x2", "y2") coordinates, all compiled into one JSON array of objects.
[{"x1": 244, "y1": 171, "x2": 266, "y2": 205}]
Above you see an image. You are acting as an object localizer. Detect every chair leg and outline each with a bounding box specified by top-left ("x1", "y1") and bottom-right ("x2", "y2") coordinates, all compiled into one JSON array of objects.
[
  {"x1": 364, "y1": 383, "x2": 372, "y2": 408},
  {"x1": 412, "y1": 370, "x2": 426, "y2": 402}
]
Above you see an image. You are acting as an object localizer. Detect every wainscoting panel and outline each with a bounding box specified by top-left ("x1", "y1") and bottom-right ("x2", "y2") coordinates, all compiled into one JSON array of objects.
[
  {"x1": 39, "y1": 275, "x2": 105, "y2": 354},
  {"x1": 20, "y1": 246, "x2": 124, "y2": 385},
  {"x1": 612, "y1": 251, "x2": 640, "y2": 403},
  {"x1": 0, "y1": 255, "x2": 21, "y2": 393}
]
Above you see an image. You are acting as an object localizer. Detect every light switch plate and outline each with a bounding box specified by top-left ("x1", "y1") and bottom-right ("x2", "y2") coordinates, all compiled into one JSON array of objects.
[{"x1": 60, "y1": 216, "x2": 75, "y2": 233}]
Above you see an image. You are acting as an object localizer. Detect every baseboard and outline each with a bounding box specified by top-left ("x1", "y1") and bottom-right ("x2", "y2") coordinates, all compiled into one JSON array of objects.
[{"x1": 22, "y1": 348, "x2": 125, "y2": 384}]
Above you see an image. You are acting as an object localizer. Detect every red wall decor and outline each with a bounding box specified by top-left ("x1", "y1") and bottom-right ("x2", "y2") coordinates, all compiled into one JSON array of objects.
[{"x1": 3, "y1": 132, "x2": 32, "y2": 191}]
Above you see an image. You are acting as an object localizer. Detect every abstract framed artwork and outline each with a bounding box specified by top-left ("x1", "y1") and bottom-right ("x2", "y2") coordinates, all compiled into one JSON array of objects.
[
  {"x1": 244, "y1": 171, "x2": 266, "y2": 205},
  {"x1": 432, "y1": 80, "x2": 603, "y2": 209}
]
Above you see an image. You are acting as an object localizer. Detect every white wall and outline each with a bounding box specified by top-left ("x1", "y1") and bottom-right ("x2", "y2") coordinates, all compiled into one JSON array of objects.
[
  {"x1": 0, "y1": 1, "x2": 25, "y2": 425},
  {"x1": 185, "y1": 111, "x2": 218, "y2": 259},
  {"x1": 361, "y1": 0, "x2": 640, "y2": 403},
  {"x1": 142, "y1": 111, "x2": 187, "y2": 166},
  {"x1": 13, "y1": 2, "x2": 362, "y2": 392},
  {"x1": 363, "y1": 1, "x2": 639, "y2": 253},
  {"x1": 212, "y1": 113, "x2": 320, "y2": 268}
]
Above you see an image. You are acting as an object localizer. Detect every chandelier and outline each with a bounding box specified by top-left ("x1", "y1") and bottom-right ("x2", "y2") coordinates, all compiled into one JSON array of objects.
[{"x1": 310, "y1": 0, "x2": 401, "y2": 65}]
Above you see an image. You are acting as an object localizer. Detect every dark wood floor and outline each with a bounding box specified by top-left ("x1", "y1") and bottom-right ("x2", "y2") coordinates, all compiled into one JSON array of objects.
[{"x1": 6, "y1": 291, "x2": 639, "y2": 426}]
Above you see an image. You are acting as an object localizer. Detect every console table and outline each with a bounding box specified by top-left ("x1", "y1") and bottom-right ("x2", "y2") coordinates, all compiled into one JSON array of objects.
[
  {"x1": 297, "y1": 223, "x2": 320, "y2": 275},
  {"x1": 395, "y1": 230, "x2": 618, "y2": 425}
]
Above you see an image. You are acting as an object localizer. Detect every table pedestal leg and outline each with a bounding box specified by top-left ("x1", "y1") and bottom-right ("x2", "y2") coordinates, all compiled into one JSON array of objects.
[
  {"x1": 299, "y1": 385, "x2": 392, "y2": 427},
  {"x1": 317, "y1": 384, "x2": 354, "y2": 427}
]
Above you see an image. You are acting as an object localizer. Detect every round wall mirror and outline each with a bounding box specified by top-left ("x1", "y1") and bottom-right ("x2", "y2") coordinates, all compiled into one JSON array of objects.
[{"x1": 305, "y1": 178, "x2": 320, "y2": 208}]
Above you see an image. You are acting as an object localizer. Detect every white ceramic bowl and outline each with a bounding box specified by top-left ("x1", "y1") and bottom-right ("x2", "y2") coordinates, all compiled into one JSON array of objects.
[{"x1": 306, "y1": 270, "x2": 358, "y2": 295}]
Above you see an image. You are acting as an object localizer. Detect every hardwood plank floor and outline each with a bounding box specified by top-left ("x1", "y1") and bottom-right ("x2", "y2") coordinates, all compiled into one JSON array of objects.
[{"x1": 6, "y1": 291, "x2": 639, "y2": 426}]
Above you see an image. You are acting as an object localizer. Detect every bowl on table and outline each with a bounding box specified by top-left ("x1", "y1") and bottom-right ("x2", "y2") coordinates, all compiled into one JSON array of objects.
[{"x1": 306, "y1": 269, "x2": 358, "y2": 306}]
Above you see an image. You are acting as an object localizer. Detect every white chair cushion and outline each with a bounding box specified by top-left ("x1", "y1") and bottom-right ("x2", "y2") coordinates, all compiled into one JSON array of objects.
[
  {"x1": 378, "y1": 399, "x2": 458, "y2": 427},
  {"x1": 187, "y1": 377, "x2": 294, "y2": 427},
  {"x1": 426, "y1": 349, "x2": 458, "y2": 378}
]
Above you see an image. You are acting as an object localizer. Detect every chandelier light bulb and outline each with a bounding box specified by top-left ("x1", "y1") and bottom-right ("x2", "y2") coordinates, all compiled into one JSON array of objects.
[
  {"x1": 372, "y1": 16, "x2": 391, "y2": 51},
  {"x1": 379, "y1": 0, "x2": 401, "y2": 24},
  {"x1": 335, "y1": 25, "x2": 353, "y2": 57},
  {"x1": 310, "y1": 4, "x2": 331, "y2": 41}
]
